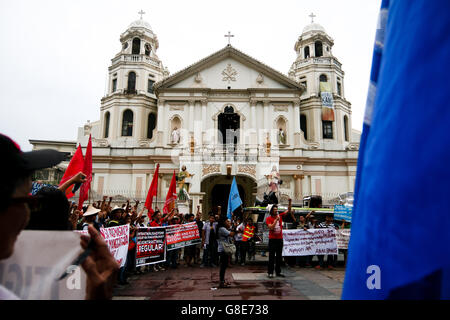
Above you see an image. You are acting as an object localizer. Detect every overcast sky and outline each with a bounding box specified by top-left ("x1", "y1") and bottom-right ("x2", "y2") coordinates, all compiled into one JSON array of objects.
[{"x1": 0, "y1": 0, "x2": 381, "y2": 151}]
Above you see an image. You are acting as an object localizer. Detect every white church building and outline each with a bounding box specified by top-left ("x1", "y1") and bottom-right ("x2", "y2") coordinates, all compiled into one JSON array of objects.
[{"x1": 32, "y1": 14, "x2": 360, "y2": 216}]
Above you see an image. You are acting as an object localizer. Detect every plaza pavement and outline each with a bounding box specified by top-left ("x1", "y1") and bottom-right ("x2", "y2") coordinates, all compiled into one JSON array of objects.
[{"x1": 113, "y1": 257, "x2": 345, "y2": 300}]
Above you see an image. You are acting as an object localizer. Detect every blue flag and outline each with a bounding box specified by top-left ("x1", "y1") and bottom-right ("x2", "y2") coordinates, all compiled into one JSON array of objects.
[
  {"x1": 342, "y1": 0, "x2": 450, "y2": 299},
  {"x1": 227, "y1": 177, "x2": 242, "y2": 219}
]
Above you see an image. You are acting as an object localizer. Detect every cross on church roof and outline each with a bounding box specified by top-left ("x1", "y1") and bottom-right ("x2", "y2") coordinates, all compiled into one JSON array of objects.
[
  {"x1": 309, "y1": 12, "x2": 316, "y2": 23},
  {"x1": 138, "y1": 9, "x2": 146, "y2": 20},
  {"x1": 224, "y1": 31, "x2": 234, "y2": 46}
]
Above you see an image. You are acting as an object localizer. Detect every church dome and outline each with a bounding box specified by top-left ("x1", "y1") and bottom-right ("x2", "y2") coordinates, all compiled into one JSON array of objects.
[
  {"x1": 128, "y1": 19, "x2": 153, "y2": 31},
  {"x1": 302, "y1": 22, "x2": 326, "y2": 34}
]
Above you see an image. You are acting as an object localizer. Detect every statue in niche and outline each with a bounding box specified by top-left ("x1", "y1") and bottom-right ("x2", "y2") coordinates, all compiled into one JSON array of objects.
[
  {"x1": 278, "y1": 127, "x2": 286, "y2": 145},
  {"x1": 177, "y1": 165, "x2": 194, "y2": 201},
  {"x1": 171, "y1": 126, "x2": 180, "y2": 144}
]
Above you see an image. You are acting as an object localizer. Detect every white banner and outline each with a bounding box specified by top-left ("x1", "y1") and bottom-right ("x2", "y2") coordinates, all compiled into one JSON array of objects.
[
  {"x1": 336, "y1": 229, "x2": 351, "y2": 249},
  {"x1": 0, "y1": 230, "x2": 87, "y2": 300},
  {"x1": 77, "y1": 224, "x2": 129, "y2": 268},
  {"x1": 282, "y1": 229, "x2": 338, "y2": 256}
]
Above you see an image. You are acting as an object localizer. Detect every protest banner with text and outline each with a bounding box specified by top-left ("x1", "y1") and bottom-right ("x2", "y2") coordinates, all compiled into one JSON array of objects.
[
  {"x1": 165, "y1": 222, "x2": 201, "y2": 251},
  {"x1": 77, "y1": 224, "x2": 129, "y2": 268},
  {"x1": 135, "y1": 227, "x2": 166, "y2": 267},
  {"x1": 334, "y1": 205, "x2": 353, "y2": 222},
  {"x1": 336, "y1": 229, "x2": 351, "y2": 249},
  {"x1": 282, "y1": 229, "x2": 338, "y2": 256}
]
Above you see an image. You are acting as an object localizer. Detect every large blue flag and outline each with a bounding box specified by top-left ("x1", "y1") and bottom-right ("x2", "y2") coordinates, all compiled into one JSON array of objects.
[
  {"x1": 227, "y1": 177, "x2": 242, "y2": 219},
  {"x1": 342, "y1": 0, "x2": 450, "y2": 299}
]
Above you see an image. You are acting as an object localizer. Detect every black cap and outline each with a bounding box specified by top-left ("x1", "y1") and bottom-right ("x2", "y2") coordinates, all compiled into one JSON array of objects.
[{"x1": 1, "y1": 134, "x2": 67, "y2": 176}]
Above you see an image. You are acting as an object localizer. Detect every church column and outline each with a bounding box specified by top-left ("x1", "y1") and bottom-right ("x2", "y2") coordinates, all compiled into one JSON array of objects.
[
  {"x1": 189, "y1": 100, "x2": 194, "y2": 133},
  {"x1": 293, "y1": 174, "x2": 304, "y2": 201},
  {"x1": 201, "y1": 100, "x2": 207, "y2": 140},
  {"x1": 134, "y1": 107, "x2": 144, "y2": 140},
  {"x1": 294, "y1": 102, "x2": 300, "y2": 132},
  {"x1": 250, "y1": 101, "x2": 257, "y2": 147},
  {"x1": 156, "y1": 99, "x2": 165, "y2": 147},
  {"x1": 157, "y1": 173, "x2": 163, "y2": 206},
  {"x1": 293, "y1": 101, "x2": 301, "y2": 147}
]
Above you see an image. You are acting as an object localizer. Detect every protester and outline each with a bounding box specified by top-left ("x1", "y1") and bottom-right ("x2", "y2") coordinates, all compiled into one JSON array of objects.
[
  {"x1": 194, "y1": 207, "x2": 204, "y2": 264},
  {"x1": 295, "y1": 213, "x2": 313, "y2": 268},
  {"x1": 316, "y1": 214, "x2": 339, "y2": 270},
  {"x1": 200, "y1": 214, "x2": 218, "y2": 268},
  {"x1": 166, "y1": 215, "x2": 183, "y2": 269},
  {"x1": 241, "y1": 217, "x2": 256, "y2": 265},
  {"x1": 216, "y1": 217, "x2": 235, "y2": 288},
  {"x1": 183, "y1": 214, "x2": 196, "y2": 267},
  {"x1": 265, "y1": 198, "x2": 292, "y2": 278},
  {"x1": 0, "y1": 133, "x2": 118, "y2": 300},
  {"x1": 234, "y1": 217, "x2": 244, "y2": 265},
  {"x1": 107, "y1": 206, "x2": 123, "y2": 227},
  {"x1": 81, "y1": 205, "x2": 101, "y2": 231}
]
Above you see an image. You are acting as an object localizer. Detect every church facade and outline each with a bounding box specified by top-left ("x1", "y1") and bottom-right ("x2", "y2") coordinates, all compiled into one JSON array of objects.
[{"x1": 43, "y1": 16, "x2": 360, "y2": 215}]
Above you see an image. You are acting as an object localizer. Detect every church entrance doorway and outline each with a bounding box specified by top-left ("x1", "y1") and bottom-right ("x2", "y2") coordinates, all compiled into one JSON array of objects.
[
  {"x1": 201, "y1": 174, "x2": 256, "y2": 219},
  {"x1": 218, "y1": 106, "x2": 240, "y2": 151}
]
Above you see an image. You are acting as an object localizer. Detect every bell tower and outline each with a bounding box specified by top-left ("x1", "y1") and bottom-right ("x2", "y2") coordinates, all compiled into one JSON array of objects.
[
  {"x1": 289, "y1": 14, "x2": 353, "y2": 147},
  {"x1": 98, "y1": 11, "x2": 169, "y2": 146}
]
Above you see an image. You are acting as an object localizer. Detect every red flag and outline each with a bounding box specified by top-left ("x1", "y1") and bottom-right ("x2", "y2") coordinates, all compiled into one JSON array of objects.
[
  {"x1": 163, "y1": 170, "x2": 177, "y2": 214},
  {"x1": 59, "y1": 144, "x2": 84, "y2": 198},
  {"x1": 145, "y1": 163, "x2": 160, "y2": 214},
  {"x1": 78, "y1": 135, "x2": 93, "y2": 209}
]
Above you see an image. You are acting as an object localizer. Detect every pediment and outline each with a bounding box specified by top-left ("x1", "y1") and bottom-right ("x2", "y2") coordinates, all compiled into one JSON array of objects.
[{"x1": 154, "y1": 46, "x2": 302, "y2": 91}]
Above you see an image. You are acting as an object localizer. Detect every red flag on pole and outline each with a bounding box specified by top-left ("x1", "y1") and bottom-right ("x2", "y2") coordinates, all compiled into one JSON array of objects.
[
  {"x1": 59, "y1": 144, "x2": 84, "y2": 198},
  {"x1": 163, "y1": 170, "x2": 177, "y2": 214},
  {"x1": 145, "y1": 163, "x2": 160, "y2": 214},
  {"x1": 78, "y1": 135, "x2": 93, "y2": 210}
]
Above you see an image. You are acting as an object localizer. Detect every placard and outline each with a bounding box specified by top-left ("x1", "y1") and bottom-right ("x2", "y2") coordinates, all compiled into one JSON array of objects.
[
  {"x1": 135, "y1": 227, "x2": 166, "y2": 266},
  {"x1": 282, "y1": 229, "x2": 338, "y2": 256}
]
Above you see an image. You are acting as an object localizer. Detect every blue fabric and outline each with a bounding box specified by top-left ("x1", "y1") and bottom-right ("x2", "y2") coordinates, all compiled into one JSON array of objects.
[
  {"x1": 227, "y1": 177, "x2": 242, "y2": 219},
  {"x1": 342, "y1": 0, "x2": 450, "y2": 299}
]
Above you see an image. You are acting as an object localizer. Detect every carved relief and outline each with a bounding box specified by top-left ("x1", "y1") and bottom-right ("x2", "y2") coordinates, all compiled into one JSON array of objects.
[
  {"x1": 256, "y1": 73, "x2": 264, "y2": 84},
  {"x1": 238, "y1": 164, "x2": 256, "y2": 177},
  {"x1": 138, "y1": 139, "x2": 150, "y2": 147},
  {"x1": 94, "y1": 138, "x2": 109, "y2": 147},
  {"x1": 202, "y1": 164, "x2": 221, "y2": 176},
  {"x1": 346, "y1": 142, "x2": 359, "y2": 151},
  {"x1": 222, "y1": 63, "x2": 237, "y2": 83}
]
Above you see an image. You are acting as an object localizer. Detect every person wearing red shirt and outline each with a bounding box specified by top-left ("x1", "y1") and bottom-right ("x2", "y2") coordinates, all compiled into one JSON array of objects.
[{"x1": 265, "y1": 198, "x2": 292, "y2": 278}]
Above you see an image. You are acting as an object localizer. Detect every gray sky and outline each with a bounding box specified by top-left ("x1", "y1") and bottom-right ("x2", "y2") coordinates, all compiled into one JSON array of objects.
[{"x1": 0, "y1": 0, "x2": 381, "y2": 151}]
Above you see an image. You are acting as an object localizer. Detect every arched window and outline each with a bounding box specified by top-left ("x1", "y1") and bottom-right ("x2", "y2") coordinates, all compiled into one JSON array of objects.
[
  {"x1": 300, "y1": 114, "x2": 307, "y2": 140},
  {"x1": 147, "y1": 113, "x2": 156, "y2": 139},
  {"x1": 304, "y1": 46, "x2": 310, "y2": 59},
  {"x1": 315, "y1": 41, "x2": 323, "y2": 57},
  {"x1": 344, "y1": 115, "x2": 349, "y2": 142},
  {"x1": 224, "y1": 105, "x2": 234, "y2": 114},
  {"x1": 104, "y1": 112, "x2": 110, "y2": 138},
  {"x1": 122, "y1": 109, "x2": 133, "y2": 136},
  {"x1": 132, "y1": 38, "x2": 141, "y2": 55},
  {"x1": 127, "y1": 72, "x2": 136, "y2": 94},
  {"x1": 319, "y1": 74, "x2": 328, "y2": 83}
]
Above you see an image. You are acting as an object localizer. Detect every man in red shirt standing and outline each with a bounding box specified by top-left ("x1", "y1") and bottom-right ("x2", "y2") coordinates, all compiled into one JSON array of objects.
[{"x1": 265, "y1": 198, "x2": 292, "y2": 278}]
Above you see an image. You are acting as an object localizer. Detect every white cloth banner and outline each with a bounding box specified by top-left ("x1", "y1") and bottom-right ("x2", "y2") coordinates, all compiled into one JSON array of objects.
[
  {"x1": 77, "y1": 224, "x2": 129, "y2": 268},
  {"x1": 0, "y1": 230, "x2": 87, "y2": 300},
  {"x1": 282, "y1": 229, "x2": 338, "y2": 256},
  {"x1": 336, "y1": 229, "x2": 351, "y2": 249}
]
